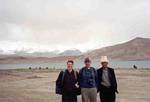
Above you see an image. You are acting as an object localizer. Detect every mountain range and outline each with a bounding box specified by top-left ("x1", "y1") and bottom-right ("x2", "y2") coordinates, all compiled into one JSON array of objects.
[
  {"x1": 79, "y1": 37, "x2": 150, "y2": 60},
  {"x1": 0, "y1": 37, "x2": 150, "y2": 63}
]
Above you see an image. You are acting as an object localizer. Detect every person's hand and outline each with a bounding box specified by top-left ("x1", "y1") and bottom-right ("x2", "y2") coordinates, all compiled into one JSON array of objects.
[
  {"x1": 75, "y1": 83, "x2": 79, "y2": 88},
  {"x1": 116, "y1": 90, "x2": 119, "y2": 94}
]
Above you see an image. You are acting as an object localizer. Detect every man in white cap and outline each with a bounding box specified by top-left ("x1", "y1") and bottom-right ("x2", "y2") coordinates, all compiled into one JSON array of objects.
[{"x1": 97, "y1": 56, "x2": 118, "y2": 102}]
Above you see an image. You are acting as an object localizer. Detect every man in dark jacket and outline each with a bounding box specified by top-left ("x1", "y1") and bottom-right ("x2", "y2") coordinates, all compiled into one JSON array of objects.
[
  {"x1": 56, "y1": 60, "x2": 79, "y2": 102},
  {"x1": 97, "y1": 56, "x2": 118, "y2": 102}
]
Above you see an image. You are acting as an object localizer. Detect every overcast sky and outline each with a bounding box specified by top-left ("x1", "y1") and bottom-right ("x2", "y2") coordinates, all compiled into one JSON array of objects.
[{"x1": 0, "y1": 0, "x2": 150, "y2": 53}]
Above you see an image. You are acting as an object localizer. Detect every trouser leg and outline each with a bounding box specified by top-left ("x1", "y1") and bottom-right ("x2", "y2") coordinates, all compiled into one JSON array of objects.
[
  {"x1": 100, "y1": 86, "x2": 116, "y2": 102},
  {"x1": 81, "y1": 88, "x2": 89, "y2": 102},
  {"x1": 62, "y1": 93, "x2": 77, "y2": 102},
  {"x1": 89, "y1": 88, "x2": 97, "y2": 102}
]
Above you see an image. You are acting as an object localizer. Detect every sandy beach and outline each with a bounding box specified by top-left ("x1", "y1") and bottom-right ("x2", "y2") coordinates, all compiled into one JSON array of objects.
[{"x1": 0, "y1": 69, "x2": 150, "y2": 102}]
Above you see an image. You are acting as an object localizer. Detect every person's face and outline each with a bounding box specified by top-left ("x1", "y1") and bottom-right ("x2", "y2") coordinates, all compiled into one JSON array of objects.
[
  {"x1": 67, "y1": 62, "x2": 73, "y2": 70},
  {"x1": 101, "y1": 62, "x2": 108, "y2": 68},
  {"x1": 85, "y1": 61, "x2": 91, "y2": 68}
]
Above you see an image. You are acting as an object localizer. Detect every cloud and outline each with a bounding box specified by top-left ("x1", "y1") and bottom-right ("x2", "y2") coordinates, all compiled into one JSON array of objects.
[{"x1": 0, "y1": 0, "x2": 150, "y2": 52}]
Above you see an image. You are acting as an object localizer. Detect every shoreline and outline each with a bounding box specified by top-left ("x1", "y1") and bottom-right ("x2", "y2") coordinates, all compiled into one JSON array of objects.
[{"x1": 0, "y1": 67, "x2": 150, "y2": 71}]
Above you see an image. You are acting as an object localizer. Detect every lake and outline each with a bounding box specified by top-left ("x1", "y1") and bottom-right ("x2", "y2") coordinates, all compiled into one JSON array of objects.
[{"x1": 0, "y1": 60, "x2": 150, "y2": 69}]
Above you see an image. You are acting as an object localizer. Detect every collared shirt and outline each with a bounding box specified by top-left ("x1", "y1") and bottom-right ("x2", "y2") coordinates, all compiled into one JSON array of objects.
[{"x1": 101, "y1": 68, "x2": 111, "y2": 87}]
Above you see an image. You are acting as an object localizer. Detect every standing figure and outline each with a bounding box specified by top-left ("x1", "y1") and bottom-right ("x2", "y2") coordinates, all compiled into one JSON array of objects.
[
  {"x1": 97, "y1": 56, "x2": 118, "y2": 102},
  {"x1": 56, "y1": 60, "x2": 80, "y2": 102},
  {"x1": 79, "y1": 58, "x2": 98, "y2": 102}
]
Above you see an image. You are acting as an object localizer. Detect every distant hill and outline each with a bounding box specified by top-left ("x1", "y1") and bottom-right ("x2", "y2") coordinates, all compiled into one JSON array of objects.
[
  {"x1": 0, "y1": 55, "x2": 77, "y2": 64},
  {"x1": 0, "y1": 49, "x2": 81, "y2": 64},
  {"x1": 79, "y1": 37, "x2": 150, "y2": 60},
  {"x1": 59, "y1": 49, "x2": 82, "y2": 56},
  {"x1": 0, "y1": 37, "x2": 150, "y2": 64},
  {"x1": 2, "y1": 49, "x2": 82, "y2": 58},
  {"x1": 13, "y1": 51, "x2": 59, "y2": 58}
]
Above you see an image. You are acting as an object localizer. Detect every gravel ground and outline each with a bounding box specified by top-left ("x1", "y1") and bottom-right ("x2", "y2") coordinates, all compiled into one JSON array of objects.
[{"x1": 0, "y1": 69, "x2": 150, "y2": 102}]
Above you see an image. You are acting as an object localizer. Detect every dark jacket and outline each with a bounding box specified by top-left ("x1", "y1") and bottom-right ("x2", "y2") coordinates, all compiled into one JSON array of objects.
[
  {"x1": 79, "y1": 67, "x2": 98, "y2": 88},
  {"x1": 56, "y1": 69, "x2": 80, "y2": 95},
  {"x1": 63, "y1": 70, "x2": 77, "y2": 93},
  {"x1": 97, "y1": 67, "x2": 118, "y2": 93}
]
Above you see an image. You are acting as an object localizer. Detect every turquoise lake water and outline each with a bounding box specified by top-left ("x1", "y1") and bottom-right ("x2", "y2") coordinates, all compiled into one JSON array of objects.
[{"x1": 0, "y1": 60, "x2": 150, "y2": 69}]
